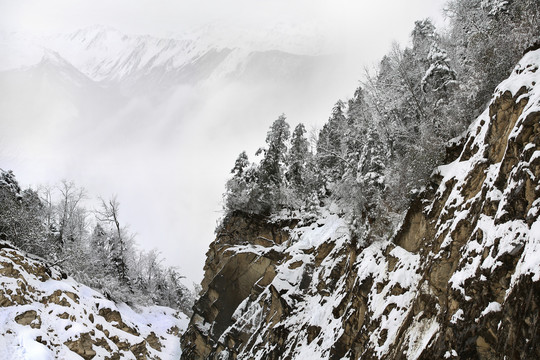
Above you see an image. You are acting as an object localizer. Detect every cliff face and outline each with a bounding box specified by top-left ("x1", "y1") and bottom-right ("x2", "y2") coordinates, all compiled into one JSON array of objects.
[
  {"x1": 181, "y1": 49, "x2": 540, "y2": 359},
  {"x1": 0, "y1": 242, "x2": 189, "y2": 359}
]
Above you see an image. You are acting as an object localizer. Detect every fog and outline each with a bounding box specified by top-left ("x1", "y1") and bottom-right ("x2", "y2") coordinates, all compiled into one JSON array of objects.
[{"x1": 0, "y1": 0, "x2": 447, "y2": 283}]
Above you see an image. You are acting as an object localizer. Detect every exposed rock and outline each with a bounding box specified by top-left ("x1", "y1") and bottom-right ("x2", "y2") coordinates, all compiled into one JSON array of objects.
[
  {"x1": 64, "y1": 333, "x2": 97, "y2": 360},
  {"x1": 99, "y1": 307, "x2": 140, "y2": 336},
  {"x1": 130, "y1": 340, "x2": 148, "y2": 360},
  {"x1": 15, "y1": 310, "x2": 39, "y2": 328},
  {"x1": 41, "y1": 289, "x2": 79, "y2": 307},
  {"x1": 146, "y1": 331, "x2": 163, "y2": 351}
]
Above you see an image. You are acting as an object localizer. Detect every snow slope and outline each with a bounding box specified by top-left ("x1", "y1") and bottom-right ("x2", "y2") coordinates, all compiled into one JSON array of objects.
[{"x1": 0, "y1": 242, "x2": 189, "y2": 359}]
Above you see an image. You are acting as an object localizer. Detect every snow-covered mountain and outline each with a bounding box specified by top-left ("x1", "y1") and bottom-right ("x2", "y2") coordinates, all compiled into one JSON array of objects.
[
  {"x1": 40, "y1": 26, "x2": 225, "y2": 83},
  {"x1": 1, "y1": 25, "x2": 336, "y2": 88}
]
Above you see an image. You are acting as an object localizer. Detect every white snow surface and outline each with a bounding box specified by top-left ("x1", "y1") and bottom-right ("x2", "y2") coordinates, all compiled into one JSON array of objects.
[
  {"x1": 479, "y1": 302, "x2": 502, "y2": 318},
  {"x1": 0, "y1": 244, "x2": 189, "y2": 359}
]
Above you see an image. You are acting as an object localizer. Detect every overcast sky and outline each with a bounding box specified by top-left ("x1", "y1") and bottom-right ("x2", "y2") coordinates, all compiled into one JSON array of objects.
[{"x1": 0, "y1": 0, "x2": 448, "y2": 284}]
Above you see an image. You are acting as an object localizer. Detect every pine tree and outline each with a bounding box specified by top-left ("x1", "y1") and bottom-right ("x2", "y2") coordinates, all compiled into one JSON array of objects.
[
  {"x1": 421, "y1": 44, "x2": 457, "y2": 95},
  {"x1": 411, "y1": 19, "x2": 437, "y2": 62},
  {"x1": 345, "y1": 86, "x2": 372, "y2": 165},
  {"x1": 317, "y1": 101, "x2": 347, "y2": 182},
  {"x1": 287, "y1": 123, "x2": 309, "y2": 188},
  {"x1": 286, "y1": 123, "x2": 319, "y2": 209},
  {"x1": 224, "y1": 151, "x2": 262, "y2": 213},
  {"x1": 0, "y1": 170, "x2": 46, "y2": 252},
  {"x1": 259, "y1": 114, "x2": 290, "y2": 187},
  {"x1": 255, "y1": 114, "x2": 291, "y2": 213},
  {"x1": 231, "y1": 151, "x2": 249, "y2": 177}
]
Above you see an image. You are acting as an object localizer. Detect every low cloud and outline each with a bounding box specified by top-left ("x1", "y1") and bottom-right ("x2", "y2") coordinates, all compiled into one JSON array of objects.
[{"x1": 0, "y1": 0, "x2": 447, "y2": 282}]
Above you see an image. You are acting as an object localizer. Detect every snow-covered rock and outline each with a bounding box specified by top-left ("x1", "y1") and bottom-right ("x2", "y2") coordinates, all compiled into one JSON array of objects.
[
  {"x1": 181, "y1": 48, "x2": 540, "y2": 359},
  {"x1": 0, "y1": 242, "x2": 189, "y2": 359}
]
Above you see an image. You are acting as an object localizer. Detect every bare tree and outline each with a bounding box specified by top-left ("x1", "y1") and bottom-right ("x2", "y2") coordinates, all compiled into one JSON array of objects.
[
  {"x1": 95, "y1": 196, "x2": 130, "y2": 284},
  {"x1": 96, "y1": 196, "x2": 122, "y2": 242},
  {"x1": 57, "y1": 180, "x2": 87, "y2": 245},
  {"x1": 38, "y1": 184, "x2": 55, "y2": 232}
]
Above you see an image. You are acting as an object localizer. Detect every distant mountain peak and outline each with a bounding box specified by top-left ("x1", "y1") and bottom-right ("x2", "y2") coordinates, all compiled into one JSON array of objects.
[{"x1": 1, "y1": 24, "x2": 332, "y2": 86}]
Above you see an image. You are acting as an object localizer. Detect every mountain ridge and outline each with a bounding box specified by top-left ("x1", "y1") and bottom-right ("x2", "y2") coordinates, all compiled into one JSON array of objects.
[{"x1": 1, "y1": 25, "x2": 333, "y2": 86}]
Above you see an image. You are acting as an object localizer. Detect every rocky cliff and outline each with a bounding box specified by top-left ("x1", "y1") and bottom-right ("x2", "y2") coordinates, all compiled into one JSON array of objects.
[
  {"x1": 0, "y1": 242, "x2": 189, "y2": 359},
  {"x1": 180, "y1": 49, "x2": 540, "y2": 359}
]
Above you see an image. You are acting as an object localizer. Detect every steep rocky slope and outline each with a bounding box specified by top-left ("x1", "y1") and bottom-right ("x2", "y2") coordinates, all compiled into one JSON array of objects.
[
  {"x1": 181, "y1": 48, "x2": 540, "y2": 359},
  {"x1": 0, "y1": 242, "x2": 189, "y2": 359}
]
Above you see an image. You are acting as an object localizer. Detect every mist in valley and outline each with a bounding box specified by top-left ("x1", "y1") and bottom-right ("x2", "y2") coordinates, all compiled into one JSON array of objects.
[{"x1": 0, "y1": 0, "x2": 446, "y2": 282}]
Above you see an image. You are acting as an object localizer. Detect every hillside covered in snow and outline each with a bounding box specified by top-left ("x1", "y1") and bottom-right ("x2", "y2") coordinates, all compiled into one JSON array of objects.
[
  {"x1": 180, "y1": 44, "x2": 540, "y2": 360},
  {"x1": 0, "y1": 241, "x2": 189, "y2": 359}
]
